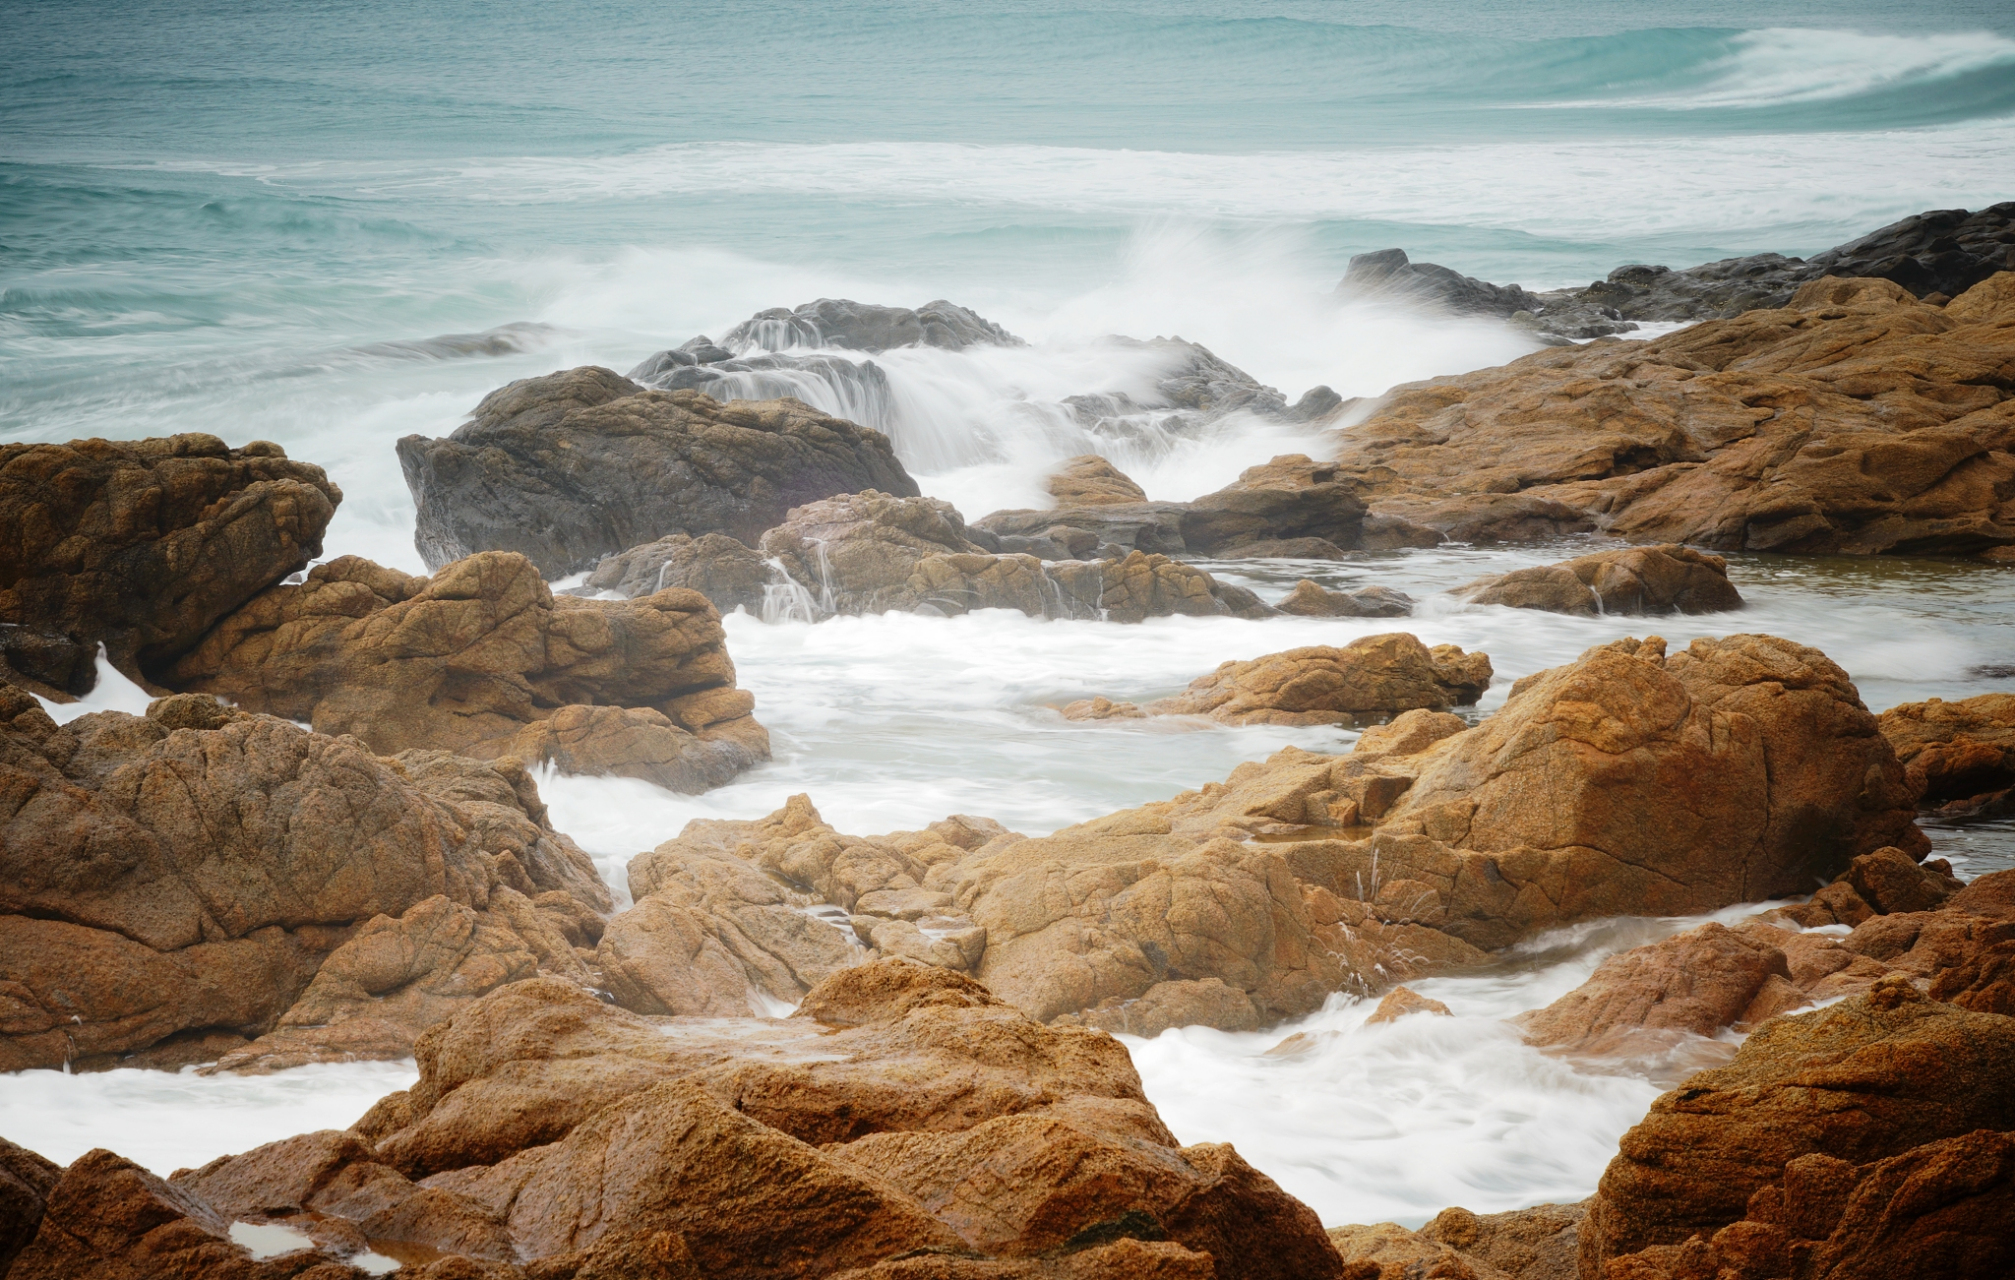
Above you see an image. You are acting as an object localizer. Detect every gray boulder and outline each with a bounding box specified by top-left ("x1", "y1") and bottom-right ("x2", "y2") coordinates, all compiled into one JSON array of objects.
[{"x1": 396, "y1": 366, "x2": 919, "y2": 577}]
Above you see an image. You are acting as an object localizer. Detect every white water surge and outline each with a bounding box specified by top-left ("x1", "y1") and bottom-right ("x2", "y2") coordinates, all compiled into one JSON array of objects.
[{"x1": 10, "y1": 542, "x2": 2005, "y2": 1224}]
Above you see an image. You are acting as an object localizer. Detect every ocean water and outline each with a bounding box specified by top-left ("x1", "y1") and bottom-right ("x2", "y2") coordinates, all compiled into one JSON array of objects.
[{"x1": 5, "y1": 0, "x2": 2015, "y2": 1235}]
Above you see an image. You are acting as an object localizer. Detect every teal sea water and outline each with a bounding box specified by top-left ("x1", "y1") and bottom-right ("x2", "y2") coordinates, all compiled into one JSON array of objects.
[
  {"x1": 8, "y1": 1, "x2": 2015, "y2": 559},
  {"x1": 5, "y1": 0, "x2": 2015, "y2": 1231}
]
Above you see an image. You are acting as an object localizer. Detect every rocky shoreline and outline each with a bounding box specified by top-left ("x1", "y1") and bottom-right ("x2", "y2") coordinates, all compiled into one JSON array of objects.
[{"x1": 3, "y1": 207, "x2": 2015, "y2": 1277}]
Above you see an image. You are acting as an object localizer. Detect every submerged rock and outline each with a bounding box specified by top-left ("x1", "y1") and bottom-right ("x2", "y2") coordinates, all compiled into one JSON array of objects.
[
  {"x1": 136, "y1": 963, "x2": 1345, "y2": 1279},
  {"x1": 1879, "y1": 691, "x2": 2015, "y2": 819},
  {"x1": 0, "y1": 688, "x2": 608, "y2": 1073},
  {"x1": 0, "y1": 435, "x2": 339, "y2": 698},
  {"x1": 396, "y1": 367, "x2": 918, "y2": 576},
  {"x1": 1142, "y1": 634, "x2": 1491, "y2": 726},
  {"x1": 1288, "y1": 274, "x2": 2015, "y2": 555},
  {"x1": 577, "y1": 529, "x2": 772, "y2": 614},
  {"x1": 1275, "y1": 579, "x2": 1414, "y2": 617},
  {"x1": 1455, "y1": 544, "x2": 1742, "y2": 617},
  {"x1": 169, "y1": 551, "x2": 769, "y2": 793}
]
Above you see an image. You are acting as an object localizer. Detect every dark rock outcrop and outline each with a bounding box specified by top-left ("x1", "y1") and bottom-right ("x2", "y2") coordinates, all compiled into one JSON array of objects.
[
  {"x1": 1290, "y1": 274, "x2": 2015, "y2": 555},
  {"x1": 0, "y1": 688, "x2": 609, "y2": 1073},
  {"x1": 1456, "y1": 545, "x2": 1742, "y2": 617},
  {"x1": 396, "y1": 368, "x2": 919, "y2": 576},
  {"x1": 1344, "y1": 203, "x2": 2015, "y2": 344},
  {"x1": 1335, "y1": 247, "x2": 1544, "y2": 320},
  {"x1": 717, "y1": 297, "x2": 1024, "y2": 353},
  {"x1": 0, "y1": 435, "x2": 339, "y2": 697},
  {"x1": 0, "y1": 1137, "x2": 60, "y2": 1276},
  {"x1": 169, "y1": 551, "x2": 769, "y2": 793}
]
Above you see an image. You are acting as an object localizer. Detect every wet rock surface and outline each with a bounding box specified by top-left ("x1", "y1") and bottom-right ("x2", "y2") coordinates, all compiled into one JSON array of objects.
[
  {"x1": 79, "y1": 962, "x2": 1347, "y2": 1280},
  {"x1": 979, "y1": 454, "x2": 1371, "y2": 559},
  {"x1": 1456, "y1": 544, "x2": 1742, "y2": 617},
  {"x1": 760, "y1": 490, "x2": 1274, "y2": 621},
  {"x1": 0, "y1": 688, "x2": 609, "y2": 1073},
  {"x1": 396, "y1": 367, "x2": 919, "y2": 576},
  {"x1": 169, "y1": 551, "x2": 769, "y2": 793},
  {"x1": 576, "y1": 531, "x2": 771, "y2": 615},
  {"x1": 1582, "y1": 978, "x2": 2015, "y2": 1278},
  {"x1": 1289, "y1": 274, "x2": 2015, "y2": 555},
  {"x1": 0, "y1": 435, "x2": 339, "y2": 698}
]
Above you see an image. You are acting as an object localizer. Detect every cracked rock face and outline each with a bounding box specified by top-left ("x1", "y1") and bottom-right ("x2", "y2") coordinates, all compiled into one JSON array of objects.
[
  {"x1": 105, "y1": 963, "x2": 1346, "y2": 1280},
  {"x1": 169, "y1": 550, "x2": 769, "y2": 794},
  {"x1": 0, "y1": 434, "x2": 340, "y2": 698},
  {"x1": 0, "y1": 688, "x2": 609, "y2": 1074},
  {"x1": 1582, "y1": 979, "x2": 2015, "y2": 1278}
]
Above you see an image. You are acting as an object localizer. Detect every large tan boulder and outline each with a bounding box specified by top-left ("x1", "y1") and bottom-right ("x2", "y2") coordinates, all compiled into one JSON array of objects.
[
  {"x1": 1240, "y1": 274, "x2": 2015, "y2": 555},
  {"x1": 0, "y1": 688, "x2": 610, "y2": 1073},
  {"x1": 0, "y1": 435, "x2": 339, "y2": 698},
  {"x1": 166, "y1": 963, "x2": 1344, "y2": 1279},
  {"x1": 1143, "y1": 634, "x2": 1490, "y2": 725},
  {"x1": 1456, "y1": 544, "x2": 1741, "y2": 616},
  {"x1": 1357, "y1": 634, "x2": 1925, "y2": 948},
  {"x1": 1878, "y1": 691, "x2": 2015, "y2": 817},
  {"x1": 396, "y1": 368, "x2": 921, "y2": 576},
  {"x1": 1579, "y1": 978, "x2": 2015, "y2": 1275},
  {"x1": 169, "y1": 550, "x2": 769, "y2": 792}
]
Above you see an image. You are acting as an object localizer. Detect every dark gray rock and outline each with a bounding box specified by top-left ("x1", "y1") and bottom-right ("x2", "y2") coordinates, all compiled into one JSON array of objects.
[
  {"x1": 1336, "y1": 248, "x2": 1545, "y2": 318},
  {"x1": 1351, "y1": 204, "x2": 2015, "y2": 345},
  {"x1": 628, "y1": 350, "x2": 901, "y2": 437},
  {"x1": 719, "y1": 298, "x2": 1023, "y2": 352},
  {"x1": 396, "y1": 366, "x2": 920, "y2": 577},
  {"x1": 974, "y1": 501, "x2": 1194, "y2": 558}
]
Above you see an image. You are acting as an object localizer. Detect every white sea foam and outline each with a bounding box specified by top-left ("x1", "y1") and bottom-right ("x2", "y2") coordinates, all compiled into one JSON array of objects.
[
  {"x1": 206, "y1": 118, "x2": 2013, "y2": 259},
  {"x1": 0, "y1": 1060, "x2": 418, "y2": 1174},
  {"x1": 31, "y1": 646, "x2": 155, "y2": 722}
]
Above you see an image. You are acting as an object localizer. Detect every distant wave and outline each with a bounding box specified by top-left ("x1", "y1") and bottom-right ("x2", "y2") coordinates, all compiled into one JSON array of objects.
[
  {"x1": 207, "y1": 119, "x2": 2015, "y2": 250},
  {"x1": 1546, "y1": 27, "x2": 2015, "y2": 110}
]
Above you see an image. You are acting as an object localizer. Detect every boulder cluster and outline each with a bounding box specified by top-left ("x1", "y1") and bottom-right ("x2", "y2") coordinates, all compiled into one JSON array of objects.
[{"x1": 5, "y1": 237, "x2": 2015, "y2": 1277}]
